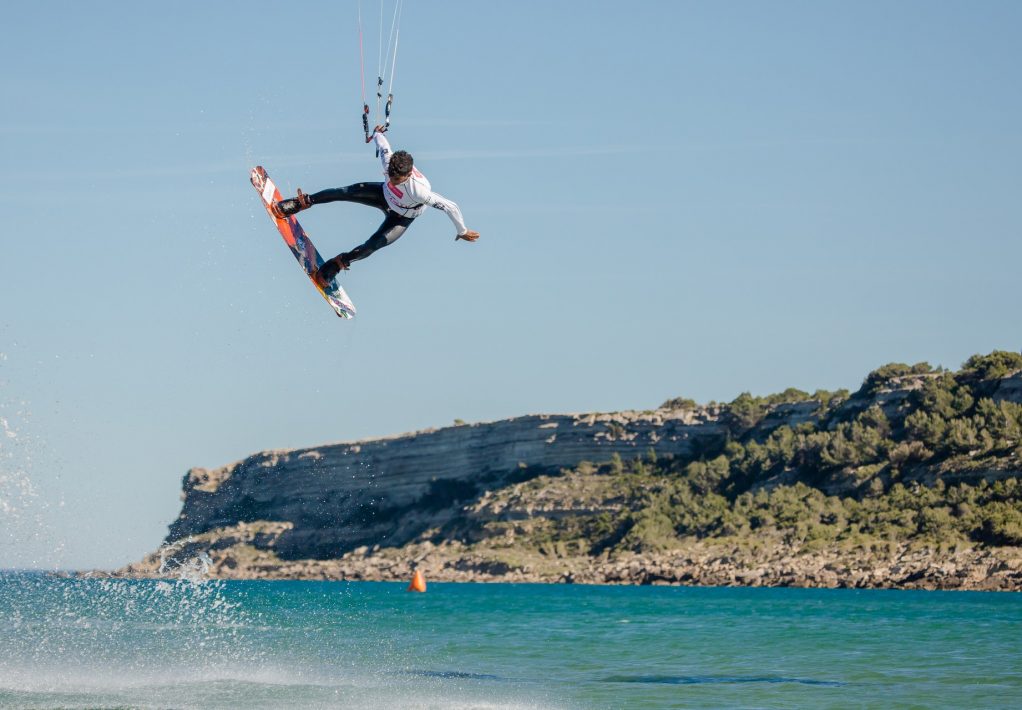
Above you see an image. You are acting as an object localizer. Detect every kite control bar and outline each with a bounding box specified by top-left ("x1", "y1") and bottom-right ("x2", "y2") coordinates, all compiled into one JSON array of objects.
[
  {"x1": 364, "y1": 99, "x2": 393, "y2": 144},
  {"x1": 365, "y1": 99, "x2": 393, "y2": 149}
]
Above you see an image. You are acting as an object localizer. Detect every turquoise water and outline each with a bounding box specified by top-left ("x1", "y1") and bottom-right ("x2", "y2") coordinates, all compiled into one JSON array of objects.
[{"x1": 1, "y1": 572, "x2": 1020, "y2": 709}]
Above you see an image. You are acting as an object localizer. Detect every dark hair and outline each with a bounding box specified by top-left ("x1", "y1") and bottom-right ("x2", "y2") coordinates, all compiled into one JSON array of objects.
[{"x1": 388, "y1": 150, "x2": 414, "y2": 178}]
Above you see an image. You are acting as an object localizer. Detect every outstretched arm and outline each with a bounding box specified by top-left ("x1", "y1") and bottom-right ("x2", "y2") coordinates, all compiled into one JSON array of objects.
[{"x1": 422, "y1": 191, "x2": 478, "y2": 240}]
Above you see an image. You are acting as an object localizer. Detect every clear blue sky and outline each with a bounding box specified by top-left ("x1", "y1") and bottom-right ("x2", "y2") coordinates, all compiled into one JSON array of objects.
[{"x1": 2, "y1": 1, "x2": 1019, "y2": 569}]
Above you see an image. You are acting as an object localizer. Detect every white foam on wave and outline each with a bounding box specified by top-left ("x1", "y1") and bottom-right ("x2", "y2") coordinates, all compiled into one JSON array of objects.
[
  {"x1": 1, "y1": 554, "x2": 575, "y2": 710},
  {"x1": 0, "y1": 661, "x2": 570, "y2": 710}
]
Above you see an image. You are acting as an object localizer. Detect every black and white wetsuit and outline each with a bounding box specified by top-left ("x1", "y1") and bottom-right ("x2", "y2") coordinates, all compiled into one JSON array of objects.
[{"x1": 310, "y1": 132, "x2": 468, "y2": 264}]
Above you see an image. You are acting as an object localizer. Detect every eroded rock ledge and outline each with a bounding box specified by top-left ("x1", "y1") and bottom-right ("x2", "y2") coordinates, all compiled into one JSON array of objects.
[{"x1": 121, "y1": 361, "x2": 1022, "y2": 590}]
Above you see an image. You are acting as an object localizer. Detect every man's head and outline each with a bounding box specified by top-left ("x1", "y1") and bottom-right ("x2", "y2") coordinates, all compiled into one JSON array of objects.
[{"x1": 388, "y1": 150, "x2": 414, "y2": 184}]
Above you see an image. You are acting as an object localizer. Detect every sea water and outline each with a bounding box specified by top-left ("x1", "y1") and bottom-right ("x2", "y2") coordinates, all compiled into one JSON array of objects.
[{"x1": 0, "y1": 572, "x2": 1020, "y2": 709}]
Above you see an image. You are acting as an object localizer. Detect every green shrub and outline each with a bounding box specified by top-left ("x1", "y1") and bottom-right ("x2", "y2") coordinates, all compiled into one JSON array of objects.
[
  {"x1": 661, "y1": 396, "x2": 698, "y2": 410},
  {"x1": 962, "y1": 351, "x2": 1022, "y2": 381},
  {"x1": 684, "y1": 455, "x2": 731, "y2": 494},
  {"x1": 729, "y1": 392, "x2": 767, "y2": 430},
  {"x1": 977, "y1": 503, "x2": 1022, "y2": 546},
  {"x1": 904, "y1": 410, "x2": 947, "y2": 448},
  {"x1": 975, "y1": 399, "x2": 1022, "y2": 447},
  {"x1": 621, "y1": 508, "x2": 678, "y2": 552}
]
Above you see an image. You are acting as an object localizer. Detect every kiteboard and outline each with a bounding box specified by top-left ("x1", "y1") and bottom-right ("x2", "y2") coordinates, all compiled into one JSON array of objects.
[{"x1": 250, "y1": 165, "x2": 356, "y2": 319}]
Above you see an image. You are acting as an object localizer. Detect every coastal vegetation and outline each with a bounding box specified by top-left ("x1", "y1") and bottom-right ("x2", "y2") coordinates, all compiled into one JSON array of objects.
[{"x1": 456, "y1": 351, "x2": 1022, "y2": 560}]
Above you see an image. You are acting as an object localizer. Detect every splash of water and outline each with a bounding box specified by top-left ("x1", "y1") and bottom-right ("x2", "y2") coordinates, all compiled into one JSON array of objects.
[
  {"x1": 156, "y1": 537, "x2": 214, "y2": 582},
  {"x1": 0, "y1": 571, "x2": 265, "y2": 693},
  {"x1": 0, "y1": 346, "x2": 69, "y2": 568},
  {"x1": 0, "y1": 403, "x2": 42, "y2": 545}
]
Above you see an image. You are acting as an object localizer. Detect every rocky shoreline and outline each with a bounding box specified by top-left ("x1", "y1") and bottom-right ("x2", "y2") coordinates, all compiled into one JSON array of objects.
[{"x1": 118, "y1": 523, "x2": 1022, "y2": 591}]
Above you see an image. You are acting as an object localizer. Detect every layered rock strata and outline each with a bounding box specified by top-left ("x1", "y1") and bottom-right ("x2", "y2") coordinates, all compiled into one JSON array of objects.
[{"x1": 166, "y1": 410, "x2": 729, "y2": 560}]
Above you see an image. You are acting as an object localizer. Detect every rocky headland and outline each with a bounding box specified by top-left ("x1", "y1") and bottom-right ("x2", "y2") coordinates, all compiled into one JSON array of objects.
[{"x1": 120, "y1": 352, "x2": 1022, "y2": 590}]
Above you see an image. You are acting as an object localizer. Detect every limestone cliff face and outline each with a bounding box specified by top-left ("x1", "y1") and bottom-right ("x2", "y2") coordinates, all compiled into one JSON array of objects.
[
  {"x1": 135, "y1": 366, "x2": 1022, "y2": 588},
  {"x1": 168, "y1": 409, "x2": 734, "y2": 559}
]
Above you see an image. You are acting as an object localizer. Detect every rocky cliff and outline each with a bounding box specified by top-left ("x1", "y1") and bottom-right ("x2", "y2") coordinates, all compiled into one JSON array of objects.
[
  {"x1": 164, "y1": 409, "x2": 733, "y2": 560},
  {"x1": 122, "y1": 354, "x2": 1022, "y2": 590}
]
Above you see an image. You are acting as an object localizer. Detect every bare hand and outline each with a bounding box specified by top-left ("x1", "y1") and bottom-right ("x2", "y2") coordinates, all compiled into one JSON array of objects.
[{"x1": 456, "y1": 230, "x2": 480, "y2": 242}]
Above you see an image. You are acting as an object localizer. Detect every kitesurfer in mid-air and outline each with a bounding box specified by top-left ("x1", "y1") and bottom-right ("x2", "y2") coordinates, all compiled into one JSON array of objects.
[{"x1": 272, "y1": 126, "x2": 480, "y2": 284}]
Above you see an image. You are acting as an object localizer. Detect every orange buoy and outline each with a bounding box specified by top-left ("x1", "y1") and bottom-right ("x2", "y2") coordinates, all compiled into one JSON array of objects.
[{"x1": 407, "y1": 569, "x2": 427, "y2": 593}]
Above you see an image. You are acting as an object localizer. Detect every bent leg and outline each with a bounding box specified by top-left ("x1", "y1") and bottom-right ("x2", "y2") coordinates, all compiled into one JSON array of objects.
[
  {"x1": 309, "y1": 182, "x2": 387, "y2": 212},
  {"x1": 339, "y1": 212, "x2": 416, "y2": 264}
]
